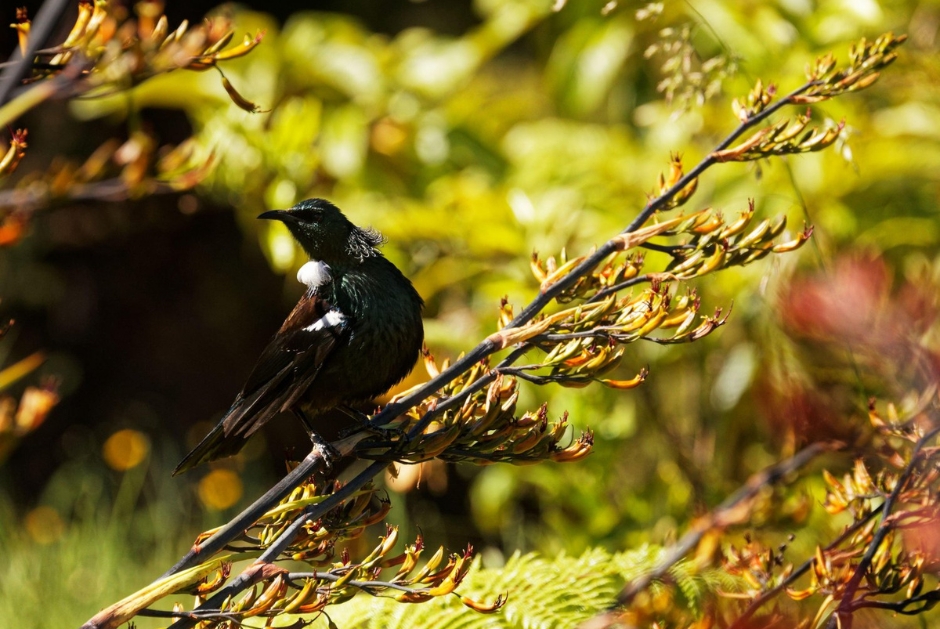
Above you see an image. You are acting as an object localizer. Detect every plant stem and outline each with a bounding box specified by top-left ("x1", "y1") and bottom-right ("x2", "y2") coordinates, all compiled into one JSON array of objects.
[
  {"x1": 825, "y1": 425, "x2": 940, "y2": 629},
  {"x1": 0, "y1": 0, "x2": 71, "y2": 109}
]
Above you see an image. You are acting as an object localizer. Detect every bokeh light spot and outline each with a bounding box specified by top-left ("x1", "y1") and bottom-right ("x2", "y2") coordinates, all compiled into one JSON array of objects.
[
  {"x1": 198, "y1": 469, "x2": 243, "y2": 510},
  {"x1": 102, "y1": 429, "x2": 150, "y2": 471},
  {"x1": 25, "y1": 506, "x2": 65, "y2": 545}
]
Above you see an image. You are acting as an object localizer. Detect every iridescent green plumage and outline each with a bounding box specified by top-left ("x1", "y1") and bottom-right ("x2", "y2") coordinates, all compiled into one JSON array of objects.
[{"x1": 174, "y1": 199, "x2": 423, "y2": 474}]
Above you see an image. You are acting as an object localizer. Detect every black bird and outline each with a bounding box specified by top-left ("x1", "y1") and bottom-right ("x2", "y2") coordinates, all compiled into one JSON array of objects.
[{"x1": 174, "y1": 199, "x2": 424, "y2": 475}]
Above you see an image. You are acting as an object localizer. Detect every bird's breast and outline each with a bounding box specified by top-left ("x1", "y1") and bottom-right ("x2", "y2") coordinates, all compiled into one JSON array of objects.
[{"x1": 316, "y1": 264, "x2": 423, "y2": 401}]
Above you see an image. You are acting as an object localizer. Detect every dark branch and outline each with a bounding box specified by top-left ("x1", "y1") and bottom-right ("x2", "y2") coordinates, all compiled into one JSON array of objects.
[
  {"x1": 369, "y1": 82, "x2": 818, "y2": 437},
  {"x1": 847, "y1": 591, "x2": 940, "y2": 615},
  {"x1": 638, "y1": 241, "x2": 693, "y2": 255},
  {"x1": 826, "y1": 425, "x2": 940, "y2": 629},
  {"x1": 587, "y1": 274, "x2": 655, "y2": 304},
  {"x1": 615, "y1": 441, "x2": 836, "y2": 606},
  {"x1": 164, "y1": 460, "x2": 387, "y2": 629},
  {"x1": 729, "y1": 502, "x2": 885, "y2": 629},
  {"x1": 0, "y1": 0, "x2": 71, "y2": 108},
  {"x1": 0, "y1": 176, "x2": 180, "y2": 214},
  {"x1": 158, "y1": 448, "x2": 328, "y2": 579}
]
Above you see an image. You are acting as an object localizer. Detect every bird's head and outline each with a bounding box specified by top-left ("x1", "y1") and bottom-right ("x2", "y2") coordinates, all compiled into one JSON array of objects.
[{"x1": 259, "y1": 198, "x2": 384, "y2": 264}]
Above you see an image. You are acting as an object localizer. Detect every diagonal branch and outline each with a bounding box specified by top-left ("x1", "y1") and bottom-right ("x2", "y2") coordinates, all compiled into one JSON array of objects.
[
  {"x1": 0, "y1": 0, "x2": 71, "y2": 108},
  {"x1": 165, "y1": 459, "x2": 387, "y2": 629},
  {"x1": 825, "y1": 424, "x2": 940, "y2": 629},
  {"x1": 729, "y1": 502, "x2": 884, "y2": 629},
  {"x1": 579, "y1": 441, "x2": 838, "y2": 629},
  {"x1": 373, "y1": 81, "x2": 817, "y2": 432},
  {"x1": 615, "y1": 441, "x2": 837, "y2": 606}
]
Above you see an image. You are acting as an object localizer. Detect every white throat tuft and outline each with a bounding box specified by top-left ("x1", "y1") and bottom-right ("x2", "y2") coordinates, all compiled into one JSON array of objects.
[{"x1": 297, "y1": 260, "x2": 332, "y2": 289}]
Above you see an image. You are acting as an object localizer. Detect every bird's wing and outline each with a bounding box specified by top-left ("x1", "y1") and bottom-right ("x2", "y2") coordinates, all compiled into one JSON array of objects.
[
  {"x1": 224, "y1": 294, "x2": 348, "y2": 434},
  {"x1": 239, "y1": 293, "x2": 347, "y2": 401},
  {"x1": 173, "y1": 292, "x2": 348, "y2": 475}
]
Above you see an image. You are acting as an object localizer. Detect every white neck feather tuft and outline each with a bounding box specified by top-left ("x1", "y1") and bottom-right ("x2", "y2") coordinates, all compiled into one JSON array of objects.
[{"x1": 297, "y1": 260, "x2": 332, "y2": 288}]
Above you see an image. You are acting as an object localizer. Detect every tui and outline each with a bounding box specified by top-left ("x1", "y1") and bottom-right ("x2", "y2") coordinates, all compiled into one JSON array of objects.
[{"x1": 174, "y1": 199, "x2": 424, "y2": 475}]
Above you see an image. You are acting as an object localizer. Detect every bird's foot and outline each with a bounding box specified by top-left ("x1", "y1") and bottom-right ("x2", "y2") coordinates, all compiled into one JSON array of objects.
[
  {"x1": 339, "y1": 406, "x2": 405, "y2": 442},
  {"x1": 338, "y1": 405, "x2": 372, "y2": 424},
  {"x1": 337, "y1": 405, "x2": 405, "y2": 443},
  {"x1": 309, "y1": 433, "x2": 340, "y2": 474},
  {"x1": 338, "y1": 422, "x2": 406, "y2": 443},
  {"x1": 294, "y1": 410, "x2": 340, "y2": 472}
]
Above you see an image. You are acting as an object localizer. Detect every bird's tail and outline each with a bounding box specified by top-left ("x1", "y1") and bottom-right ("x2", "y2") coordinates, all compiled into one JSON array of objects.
[{"x1": 172, "y1": 421, "x2": 249, "y2": 476}]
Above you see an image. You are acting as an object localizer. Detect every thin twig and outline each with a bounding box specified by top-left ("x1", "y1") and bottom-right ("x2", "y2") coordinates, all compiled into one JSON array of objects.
[
  {"x1": 729, "y1": 503, "x2": 884, "y2": 629},
  {"x1": 847, "y1": 590, "x2": 940, "y2": 615},
  {"x1": 588, "y1": 275, "x2": 655, "y2": 304},
  {"x1": 639, "y1": 241, "x2": 693, "y2": 255},
  {"x1": 0, "y1": 176, "x2": 179, "y2": 213},
  {"x1": 288, "y1": 570, "x2": 422, "y2": 595},
  {"x1": 619, "y1": 442, "x2": 836, "y2": 606},
  {"x1": 579, "y1": 442, "x2": 838, "y2": 629},
  {"x1": 825, "y1": 425, "x2": 940, "y2": 629},
  {"x1": 139, "y1": 568, "x2": 434, "y2": 621}
]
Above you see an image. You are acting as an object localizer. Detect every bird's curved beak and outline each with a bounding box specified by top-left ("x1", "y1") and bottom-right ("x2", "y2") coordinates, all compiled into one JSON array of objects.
[{"x1": 258, "y1": 209, "x2": 292, "y2": 222}]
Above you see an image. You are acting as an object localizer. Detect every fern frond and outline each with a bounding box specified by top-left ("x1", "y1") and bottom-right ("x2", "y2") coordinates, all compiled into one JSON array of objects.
[{"x1": 315, "y1": 545, "x2": 739, "y2": 629}]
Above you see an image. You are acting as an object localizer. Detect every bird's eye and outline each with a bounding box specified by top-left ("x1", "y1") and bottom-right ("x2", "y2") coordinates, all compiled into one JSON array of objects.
[{"x1": 294, "y1": 208, "x2": 320, "y2": 222}]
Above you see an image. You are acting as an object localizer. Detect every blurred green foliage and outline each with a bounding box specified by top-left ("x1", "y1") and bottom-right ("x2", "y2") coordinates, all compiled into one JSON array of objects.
[
  {"x1": 324, "y1": 547, "x2": 738, "y2": 628},
  {"x1": 5, "y1": 0, "x2": 940, "y2": 626},
  {"x1": 0, "y1": 441, "x2": 195, "y2": 626}
]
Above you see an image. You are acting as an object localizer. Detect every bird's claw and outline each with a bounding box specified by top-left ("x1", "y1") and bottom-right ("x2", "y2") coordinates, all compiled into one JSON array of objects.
[
  {"x1": 337, "y1": 405, "x2": 404, "y2": 443},
  {"x1": 339, "y1": 422, "x2": 405, "y2": 443},
  {"x1": 310, "y1": 435, "x2": 340, "y2": 473}
]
